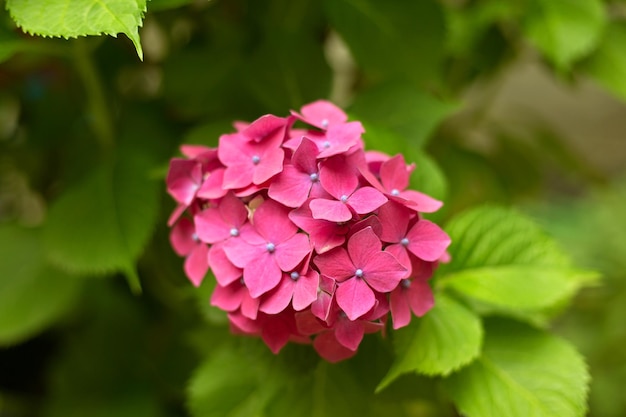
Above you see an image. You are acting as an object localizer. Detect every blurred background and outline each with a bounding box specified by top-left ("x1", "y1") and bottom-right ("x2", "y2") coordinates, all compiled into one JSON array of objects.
[{"x1": 1, "y1": 0, "x2": 625, "y2": 415}]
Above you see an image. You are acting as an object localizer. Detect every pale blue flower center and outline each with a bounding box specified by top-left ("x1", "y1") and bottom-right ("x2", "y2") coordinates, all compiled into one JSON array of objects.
[
  {"x1": 401, "y1": 279, "x2": 411, "y2": 289},
  {"x1": 191, "y1": 233, "x2": 199, "y2": 242},
  {"x1": 321, "y1": 119, "x2": 329, "y2": 129},
  {"x1": 229, "y1": 228, "x2": 239, "y2": 237},
  {"x1": 400, "y1": 237, "x2": 410, "y2": 247},
  {"x1": 290, "y1": 271, "x2": 300, "y2": 281},
  {"x1": 355, "y1": 268, "x2": 364, "y2": 278},
  {"x1": 266, "y1": 242, "x2": 276, "y2": 253},
  {"x1": 340, "y1": 194, "x2": 349, "y2": 203},
  {"x1": 322, "y1": 140, "x2": 331, "y2": 149},
  {"x1": 391, "y1": 189, "x2": 400, "y2": 196},
  {"x1": 309, "y1": 172, "x2": 319, "y2": 182},
  {"x1": 251, "y1": 155, "x2": 261, "y2": 165}
]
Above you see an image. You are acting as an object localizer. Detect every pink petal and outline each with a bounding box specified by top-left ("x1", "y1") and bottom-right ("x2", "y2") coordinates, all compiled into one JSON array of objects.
[
  {"x1": 294, "y1": 100, "x2": 347, "y2": 130},
  {"x1": 408, "y1": 278, "x2": 434, "y2": 317},
  {"x1": 362, "y1": 252, "x2": 407, "y2": 292},
  {"x1": 347, "y1": 227, "x2": 382, "y2": 270},
  {"x1": 259, "y1": 276, "x2": 294, "y2": 314},
  {"x1": 196, "y1": 168, "x2": 227, "y2": 200},
  {"x1": 385, "y1": 244, "x2": 412, "y2": 273},
  {"x1": 180, "y1": 144, "x2": 216, "y2": 160},
  {"x1": 166, "y1": 159, "x2": 202, "y2": 205},
  {"x1": 211, "y1": 282, "x2": 245, "y2": 311},
  {"x1": 228, "y1": 311, "x2": 260, "y2": 334},
  {"x1": 314, "y1": 247, "x2": 355, "y2": 282},
  {"x1": 252, "y1": 199, "x2": 297, "y2": 243},
  {"x1": 319, "y1": 156, "x2": 358, "y2": 199},
  {"x1": 295, "y1": 310, "x2": 327, "y2": 335},
  {"x1": 222, "y1": 238, "x2": 266, "y2": 268},
  {"x1": 222, "y1": 163, "x2": 254, "y2": 190},
  {"x1": 311, "y1": 288, "x2": 333, "y2": 322},
  {"x1": 241, "y1": 292, "x2": 260, "y2": 320},
  {"x1": 217, "y1": 133, "x2": 250, "y2": 166},
  {"x1": 218, "y1": 192, "x2": 248, "y2": 226},
  {"x1": 243, "y1": 114, "x2": 286, "y2": 142},
  {"x1": 243, "y1": 253, "x2": 282, "y2": 298},
  {"x1": 397, "y1": 190, "x2": 443, "y2": 213},
  {"x1": 184, "y1": 243, "x2": 209, "y2": 287},
  {"x1": 208, "y1": 244, "x2": 242, "y2": 286},
  {"x1": 194, "y1": 208, "x2": 230, "y2": 244},
  {"x1": 167, "y1": 203, "x2": 187, "y2": 227},
  {"x1": 406, "y1": 220, "x2": 451, "y2": 261},
  {"x1": 309, "y1": 198, "x2": 353, "y2": 222},
  {"x1": 253, "y1": 146, "x2": 285, "y2": 185},
  {"x1": 380, "y1": 154, "x2": 411, "y2": 192},
  {"x1": 317, "y1": 122, "x2": 364, "y2": 158},
  {"x1": 335, "y1": 317, "x2": 365, "y2": 351},
  {"x1": 377, "y1": 201, "x2": 411, "y2": 243},
  {"x1": 169, "y1": 217, "x2": 196, "y2": 256},
  {"x1": 346, "y1": 186, "x2": 388, "y2": 214},
  {"x1": 267, "y1": 165, "x2": 312, "y2": 208},
  {"x1": 275, "y1": 233, "x2": 311, "y2": 271},
  {"x1": 291, "y1": 137, "x2": 320, "y2": 174},
  {"x1": 313, "y1": 331, "x2": 357, "y2": 363},
  {"x1": 389, "y1": 285, "x2": 412, "y2": 329},
  {"x1": 289, "y1": 204, "x2": 347, "y2": 254},
  {"x1": 292, "y1": 270, "x2": 320, "y2": 311},
  {"x1": 336, "y1": 278, "x2": 375, "y2": 321}
]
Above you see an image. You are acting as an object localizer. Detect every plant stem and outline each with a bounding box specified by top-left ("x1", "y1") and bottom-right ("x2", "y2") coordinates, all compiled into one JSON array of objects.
[{"x1": 72, "y1": 38, "x2": 114, "y2": 150}]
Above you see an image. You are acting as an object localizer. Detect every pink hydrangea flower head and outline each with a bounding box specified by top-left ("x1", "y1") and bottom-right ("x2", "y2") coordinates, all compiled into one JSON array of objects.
[{"x1": 165, "y1": 100, "x2": 450, "y2": 361}]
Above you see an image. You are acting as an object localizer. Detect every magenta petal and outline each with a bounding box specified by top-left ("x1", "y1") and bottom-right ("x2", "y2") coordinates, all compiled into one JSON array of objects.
[
  {"x1": 408, "y1": 278, "x2": 434, "y2": 317},
  {"x1": 169, "y1": 217, "x2": 196, "y2": 256},
  {"x1": 167, "y1": 159, "x2": 202, "y2": 205},
  {"x1": 318, "y1": 122, "x2": 364, "y2": 158},
  {"x1": 219, "y1": 192, "x2": 248, "y2": 227},
  {"x1": 208, "y1": 244, "x2": 242, "y2": 286},
  {"x1": 390, "y1": 286, "x2": 412, "y2": 329},
  {"x1": 292, "y1": 270, "x2": 320, "y2": 311},
  {"x1": 297, "y1": 100, "x2": 347, "y2": 130},
  {"x1": 196, "y1": 168, "x2": 227, "y2": 200},
  {"x1": 291, "y1": 137, "x2": 320, "y2": 174},
  {"x1": 377, "y1": 201, "x2": 411, "y2": 243},
  {"x1": 275, "y1": 233, "x2": 311, "y2": 271},
  {"x1": 243, "y1": 254, "x2": 282, "y2": 298},
  {"x1": 309, "y1": 198, "x2": 353, "y2": 222},
  {"x1": 335, "y1": 317, "x2": 365, "y2": 351},
  {"x1": 380, "y1": 154, "x2": 410, "y2": 192},
  {"x1": 253, "y1": 147, "x2": 284, "y2": 185},
  {"x1": 184, "y1": 243, "x2": 209, "y2": 287},
  {"x1": 347, "y1": 227, "x2": 382, "y2": 270},
  {"x1": 268, "y1": 165, "x2": 312, "y2": 208},
  {"x1": 336, "y1": 278, "x2": 375, "y2": 321},
  {"x1": 252, "y1": 199, "x2": 297, "y2": 243},
  {"x1": 313, "y1": 331, "x2": 357, "y2": 363},
  {"x1": 398, "y1": 190, "x2": 443, "y2": 213},
  {"x1": 347, "y1": 186, "x2": 388, "y2": 215},
  {"x1": 243, "y1": 114, "x2": 286, "y2": 142},
  {"x1": 261, "y1": 317, "x2": 291, "y2": 354},
  {"x1": 311, "y1": 290, "x2": 333, "y2": 322},
  {"x1": 319, "y1": 156, "x2": 358, "y2": 199},
  {"x1": 211, "y1": 282, "x2": 245, "y2": 311},
  {"x1": 362, "y1": 252, "x2": 407, "y2": 292},
  {"x1": 406, "y1": 220, "x2": 451, "y2": 261},
  {"x1": 222, "y1": 238, "x2": 266, "y2": 268},
  {"x1": 289, "y1": 204, "x2": 347, "y2": 254},
  {"x1": 259, "y1": 276, "x2": 294, "y2": 314},
  {"x1": 194, "y1": 208, "x2": 230, "y2": 244},
  {"x1": 385, "y1": 243, "x2": 412, "y2": 273},
  {"x1": 296, "y1": 310, "x2": 327, "y2": 335},
  {"x1": 314, "y1": 247, "x2": 355, "y2": 282},
  {"x1": 222, "y1": 162, "x2": 254, "y2": 189}
]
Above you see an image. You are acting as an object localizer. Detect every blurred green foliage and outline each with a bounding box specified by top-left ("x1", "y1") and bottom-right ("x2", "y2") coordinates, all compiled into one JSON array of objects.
[{"x1": 1, "y1": 0, "x2": 625, "y2": 416}]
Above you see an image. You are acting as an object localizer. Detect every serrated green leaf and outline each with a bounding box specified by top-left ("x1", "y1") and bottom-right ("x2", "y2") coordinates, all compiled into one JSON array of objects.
[
  {"x1": 523, "y1": 0, "x2": 606, "y2": 70},
  {"x1": 377, "y1": 294, "x2": 483, "y2": 391},
  {"x1": 325, "y1": 0, "x2": 445, "y2": 84},
  {"x1": 584, "y1": 23, "x2": 626, "y2": 102},
  {"x1": 441, "y1": 266, "x2": 599, "y2": 310},
  {"x1": 438, "y1": 206, "x2": 595, "y2": 313},
  {"x1": 444, "y1": 318, "x2": 589, "y2": 417},
  {"x1": 350, "y1": 82, "x2": 457, "y2": 148},
  {"x1": 43, "y1": 149, "x2": 158, "y2": 284},
  {"x1": 0, "y1": 225, "x2": 82, "y2": 345},
  {"x1": 6, "y1": 0, "x2": 147, "y2": 59}
]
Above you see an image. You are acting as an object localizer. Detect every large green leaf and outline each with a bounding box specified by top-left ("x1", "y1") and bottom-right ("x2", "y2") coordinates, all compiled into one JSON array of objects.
[
  {"x1": 43, "y1": 148, "x2": 159, "y2": 290},
  {"x1": 523, "y1": 0, "x2": 606, "y2": 70},
  {"x1": 584, "y1": 23, "x2": 626, "y2": 102},
  {"x1": 377, "y1": 294, "x2": 483, "y2": 391},
  {"x1": 5, "y1": 0, "x2": 147, "y2": 59},
  {"x1": 437, "y1": 206, "x2": 596, "y2": 314},
  {"x1": 444, "y1": 318, "x2": 589, "y2": 417},
  {"x1": 0, "y1": 225, "x2": 82, "y2": 345},
  {"x1": 324, "y1": 0, "x2": 445, "y2": 84}
]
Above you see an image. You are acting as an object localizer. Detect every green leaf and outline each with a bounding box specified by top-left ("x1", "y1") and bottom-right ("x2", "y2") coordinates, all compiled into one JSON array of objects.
[
  {"x1": 438, "y1": 206, "x2": 596, "y2": 313},
  {"x1": 377, "y1": 294, "x2": 483, "y2": 391},
  {"x1": 324, "y1": 0, "x2": 445, "y2": 84},
  {"x1": 187, "y1": 342, "x2": 284, "y2": 417},
  {"x1": 444, "y1": 318, "x2": 590, "y2": 417},
  {"x1": 523, "y1": 0, "x2": 606, "y2": 70},
  {"x1": 441, "y1": 266, "x2": 599, "y2": 311},
  {"x1": 0, "y1": 225, "x2": 82, "y2": 345},
  {"x1": 5, "y1": 0, "x2": 147, "y2": 59},
  {"x1": 584, "y1": 22, "x2": 626, "y2": 102},
  {"x1": 43, "y1": 148, "x2": 159, "y2": 288},
  {"x1": 350, "y1": 82, "x2": 457, "y2": 148}
]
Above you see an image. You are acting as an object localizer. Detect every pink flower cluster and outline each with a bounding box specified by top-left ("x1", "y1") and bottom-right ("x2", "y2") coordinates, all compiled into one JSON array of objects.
[{"x1": 166, "y1": 101, "x2": 451, "y2": 362}]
